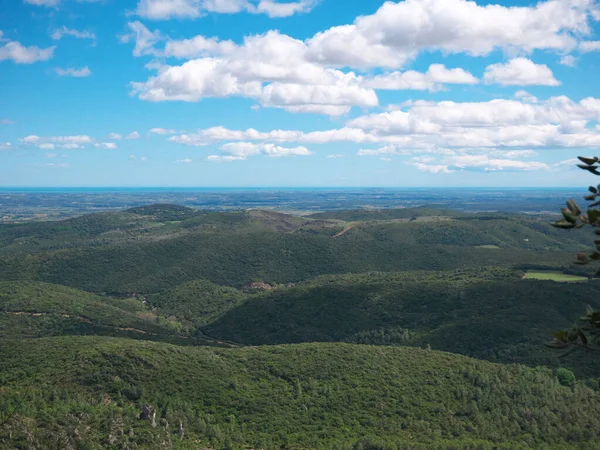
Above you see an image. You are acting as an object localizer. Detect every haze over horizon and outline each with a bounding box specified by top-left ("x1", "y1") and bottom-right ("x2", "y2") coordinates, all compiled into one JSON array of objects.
[{"x1": 2, "y1": 0, "x2": 600, "y2": 187}]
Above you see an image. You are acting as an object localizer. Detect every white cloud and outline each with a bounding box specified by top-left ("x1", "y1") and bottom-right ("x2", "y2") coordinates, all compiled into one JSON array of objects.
[
  {"x1": 163, "y1": 34, "x2": 236, "y2": 59},
  {"x1": 126, "y1": 131, "x2": 141, "y2": 139},
  {"x1": 483, "y1": 58, "x2": 560, "y2": 86},
  {"x1": 207, "y1": 155, "x2": 246, "y2": 162},
  {"x1": 0, "y1": 41, "x2": 55, "y2": 64},
  {"x1": 135, "y1": 0, "x2": 203, "y2": 19},
  {"x1": 168, "y1": 95, "x2": 600, "y2": 151},
  {"x1": 580, "y1": 40, "x2": 600, "y2": 52},
  {"x1": 134, "y1": 0, "x2": 317, "y2": 19},
  {"x1": 176, "y1": 157, "x2": 193, "y2": 163},
  {"x1": 130, "y1": 30, "x2": 378, "y2": 115},
  {"x1": 126, "y1": 0, "x2": 598, "y2": 115},
  {"x1": 51, "y1": 27, "x2": 96, "y2": 41},
  {"x1": 0, "y1": 119, "x2": 15, "y2": 125},
  {"x1": 119, "y1": 22, "x2": 163, "y2": 57},
  {"x1": 256, "y1": 0, "x2": 316, "y2": 18},
  {"x1": 108, "y1": 133, "x2": 123, "y2": 140},
  {"x1": 514, "y1": 90, "x2": 539, "y2": 103},
  {"x1": 305, "y1": 0, "x2": 598, "y2": 69},
  {"x1": 55, "y1": 66, "x2": 92, "y2": 77},
  {"x1": 133, "y1": 0, "x2": 316, "y2": 20},
  {"x1": 23, "y1": 135, "x2": 92, "y2": 144},
  {"x1": 24, "y1": 0, "x2": 60, "y2": 6},
  {"x1": 150, "y1": 127, "x2": 177, "y2": 135},
  {"x1": 38, "y1": 143, "x2": 56, "y2": 150},
  {"x1": 410, "y1": 154, "x2": 550, "y2": 173},
  {"x1": 0, "y1": 142, "x2": 12, "y2": 150},
  {"x1": 94, "y1": 142, "x2": 117, "y2": 149},
  {"x1": 209, "y1": 141, "x2": 312, "y2": 160},
  {"x1": 327, "y1": 154, "x2": 345, "y2": 158},
  {"x1": 559, "y1": 55, "x2": 577, "y2": 67},
  {"x1": 364, "y1": 64, "x2": 478, "y2": 91}
]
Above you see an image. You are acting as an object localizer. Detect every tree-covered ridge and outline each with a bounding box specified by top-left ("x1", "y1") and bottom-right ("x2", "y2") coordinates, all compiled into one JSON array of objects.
[
  {"x1": 0, "y1": 206, "x2": 593, "y2": 294},
  {"x1": 2, "y1": 336, "x2": 600, "y2": 450},
  {"x1": 0, "y1": 281, "x2": 189, "y2": 342},
  {"x1": 3, "y1": 205, "x2": 600, "y2": 448}
]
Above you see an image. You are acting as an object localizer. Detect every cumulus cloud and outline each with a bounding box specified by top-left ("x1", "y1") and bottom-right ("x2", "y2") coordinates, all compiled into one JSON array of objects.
[
  {"x1": 483, "y1": 58, "x2": 560, "y2": 86},
  {"x1": 94, "y1": 142, "x2": 118, "y2": 149},
  {"x1": 129, "y1": 29, "x2": 378, "y2": 115},
  {"x1": 125, "y1": 0, "x2": 599, "y2": 115},
  {"x1": 580, "y1": 40, "x2": 600, "y2": 52},
  {"x1": 126, "y1": 131, "x2": 141, "y2": 139},
  {"x1": 559, "y1": 55, "x2": 577, "y2": 67},
  {"x1": 150, "y1": 128, "x2": 177, "y2": 134},
  {"x1": 24, "y1": 0, "x2": 60, "y2": 6},
  {"x1": 176, "y1": 157, "x2": 193, "y2": 163},
  {"x1": 108, "y1": 133, "x2": 123, "y2": 140},
  {"x1": 305, "y1": 0, "x2": 599, "y2": 69},
  {"x1": 365, "y1": 64, "x2": 478, "y2": 91},
  {"x1": 168, "y1": 95, "x2": 600, "y2": 152},
  {"x1": 134, "y1": 0, "x2": 318, "y2": 19},
  {"x1": 55, "y1": 66, "x2": 92, "y2": 77},
  {"x1": 408, "y1": 154, "x2": 550, "y2": 173},
  {"x1": 207, "y1": 141, "x2": 312, "y2": 160},
  {"x1": 0, "y1": 40, "x2": 55, "y2": 64},
  {"x1": 22, "y1": 135, "x2": 93, "y2": 146},
  {"x1": 1, "y1": 119, "x2": 15, "y2": 125},
  {"x1": 51, "y1": 27, "x2": 96, "y2": 41},
  {"x1": 256, "y1": 0, "x2": 316, "y2": 17},
  {"x1": 0, "y1": 142, "x2": 12, "y2": 150}
]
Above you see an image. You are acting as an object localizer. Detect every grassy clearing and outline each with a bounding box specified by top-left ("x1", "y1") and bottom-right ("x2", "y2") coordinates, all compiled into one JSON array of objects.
[{"x1": 523, "y1": 270, "x2": 588, "y2": 282}]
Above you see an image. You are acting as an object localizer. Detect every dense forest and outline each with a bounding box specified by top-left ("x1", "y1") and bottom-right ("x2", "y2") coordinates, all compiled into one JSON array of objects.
[{"x1": 2, "y1": 205, "x2": 600, "y2": 449}]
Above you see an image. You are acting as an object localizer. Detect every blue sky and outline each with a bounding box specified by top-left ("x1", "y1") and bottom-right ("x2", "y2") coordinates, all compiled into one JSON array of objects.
[{"x1": 1, "y1": 0, "x2": 600, "y2": 187}]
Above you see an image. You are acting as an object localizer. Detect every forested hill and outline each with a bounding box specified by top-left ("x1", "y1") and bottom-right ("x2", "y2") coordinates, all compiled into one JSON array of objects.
[{"x1": 2, "y1": 204, "x2": 600, "y2": 448}]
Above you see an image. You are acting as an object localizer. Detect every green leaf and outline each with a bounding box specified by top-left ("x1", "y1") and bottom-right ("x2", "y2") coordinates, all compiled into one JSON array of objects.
[
  {"x1": 552, "y1": 220, "x2": 576, "y2": 229},
  {"x1": 553, "y1": 330, "x2": 568, "y2": 341},
  {"x1": 590, "y1": 201, "x2": 600, "y2": 208},
  {"x1": 589, "y1": 209, "x2": 600, "y2": 224},
  {"x1": 578, "y1": 156, "x2": 599, "y2": 166},
  {"x1": 584, "y1": 194, "x2": 597, "y2": 201},
  {"x1": 561, "y1": 208, "x2": 578, "y2": 224},
  {"x1": 578, "y1": 165, "x2": 600, "y2": 175},
  {"x1": 567, "y1": 200, "x2": 582, "y2": 216},
  {"x1": 591, "y1": 186, "x2": 599, "y2": 194}
]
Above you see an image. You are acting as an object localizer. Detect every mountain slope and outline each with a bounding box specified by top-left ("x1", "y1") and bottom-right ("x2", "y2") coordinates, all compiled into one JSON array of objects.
[
  {"x1": 2, "y1": 336, "x2": 600, "y2": 449},
  {"x1": 203, "y1": 270, "x2": 600, "y2": 377},
  {"x1": 0, "y1": 281, "x2": 187, "y2": 342}
]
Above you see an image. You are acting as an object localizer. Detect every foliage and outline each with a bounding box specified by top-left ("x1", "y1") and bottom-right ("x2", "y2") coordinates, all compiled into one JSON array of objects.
[
  {"x1": 203, "y1": 269, "x2": 600, "y2": 377},
  {"x1": 3, "y1": 337, "x2": 600, "y2": 449},
  {"x1": 548, "y1": 156, "x2": 600, "y2": 351},
  {"x1": 557, "y1": 368, "x2": 576, "y2": 386}
]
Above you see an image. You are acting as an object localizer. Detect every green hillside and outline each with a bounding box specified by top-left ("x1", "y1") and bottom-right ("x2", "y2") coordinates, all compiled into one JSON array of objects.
[
  {"x1": 146, "y1": 279, "x2": 246, "y2": 329},
  {"x1": 0, "y1": 281, "x2": 188, "y2": 343},
  {"x1": 202, "y1": 269, "x2": 600, "y2": 377},
  {"x1": 2, "y1": 205, "x2": 600, "y2": 448},
  {"x1": 0, "y1": 207, "x2": 592, "y2": 293},
  {"x1": 3, "y1": 337, "x2": 600, "y2": 449}
]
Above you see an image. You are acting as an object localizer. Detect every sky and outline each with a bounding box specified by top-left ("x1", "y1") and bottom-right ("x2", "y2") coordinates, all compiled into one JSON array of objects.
[{"x1": 1, "y1": 0, "x2": 600, "y2": 187}]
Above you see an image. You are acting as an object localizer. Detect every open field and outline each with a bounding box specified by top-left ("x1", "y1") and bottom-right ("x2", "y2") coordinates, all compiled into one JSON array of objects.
[{"x1": 523, "y1": 270, "x2": 589, "y2": 282}]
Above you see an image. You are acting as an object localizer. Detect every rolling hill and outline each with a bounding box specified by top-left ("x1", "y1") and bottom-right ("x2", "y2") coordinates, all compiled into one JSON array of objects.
[
  {"x1": 3, "y1": 336, "x2": 600, "y2": 449},
  {"x1": 2, "y1": 204, "x2": 600, "y2": 449}
]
